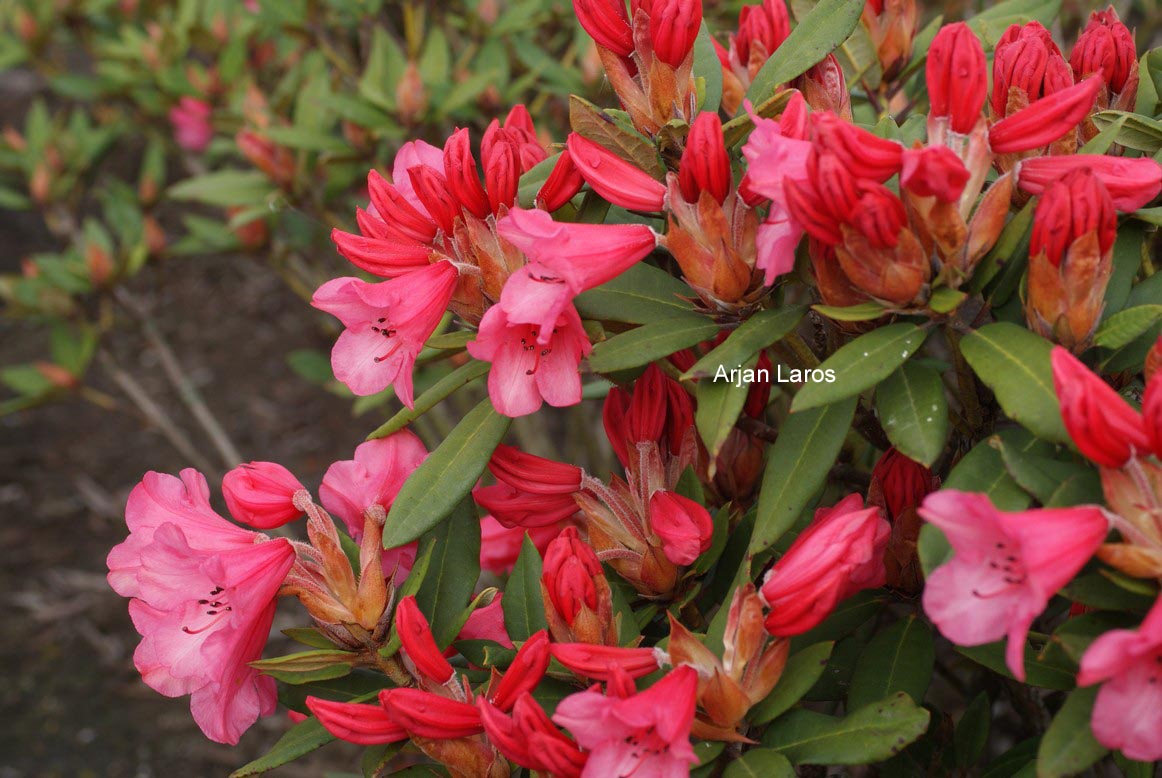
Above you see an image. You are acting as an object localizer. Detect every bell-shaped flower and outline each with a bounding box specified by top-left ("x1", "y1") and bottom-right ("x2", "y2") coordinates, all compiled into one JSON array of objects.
[
  {"x1": 920, "y1": 490, "x2": 1109, "y2": 680},
  {"x1": 760, "y1": 494, "x2": 889, "y2": 637},
  {"x1": 311, "y1": 261, "x2": 458, "y2": 405},
  {"x1": 553, "y1": 665, "x2": 699, "y2": 778},
  {"x1": 647, "y1": 490, "x2": 713, "y2": 566},
  {"x1": 1077, "y1": 596, "x2": 1162, "y2": 761},
  {"x1": 467, "y1": 302, "x2": 591, "y2": 417},
  {"x1": 221, "y1": 462, "x2": 306, "y2": 529}
]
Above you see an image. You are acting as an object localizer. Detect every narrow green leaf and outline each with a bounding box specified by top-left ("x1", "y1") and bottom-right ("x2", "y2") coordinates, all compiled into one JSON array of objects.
[
  {"x1": 384, "y1": 398, "x2": 511, "y2": 547},
  {"x1": 761, "y1": 692, "x2": 931, "y2": 765},
  {"x1": 693, "y1": 22, "x2": 723, "y2": 113},
  {"x1": 792, "y1": 324, "x2": 927, "y2": 412},
  {"x1": 683, "y1": 306, "x2": 806, "y2": 380},
  {"x1": 414, "y1": 498, "x2": 482, "y2": 649},
  {"x1": 588, "y1": 314, "x2": 718, "y2": 374},
  {"x1": 696, "y1": 353, "x2": 758, "y2": 461},
  {"x1": 750, "y1": 395, "x2": 857, "y2": 553},
  {"x1": 955, "y1": 642, "x2": 1076, "y2": 690},
  {"x1": 1095, "y1": 305, "x2": 1162, "y2": 350},
  {"x1": 847, "y1": 616, "x2": 935, "y2": 710},
  {"x1": 229, "y1": 718, "x2": 333, "y2": 777},
  {"x1": 569, "y1": 95, "x2": 665, "y2": 179},
  {"x1": 367, "y1": 360, "x2": 489, "y2": 440},
  {"x1": 1091, "y1": 110, "x2": 1162, "y2": 153},
  {"x1": 744, "y1": 0, "x2": 866, "y2": 106},
  {"x1": 750, "y1": 642, "x2": 836, "y2": 724},
  {"x1": 960, "y1": 323, "x2": 1068, "y2": 444},
  {"x1": 167, "y1": 170, "x2": 272, "y2": 207},
  {"x1": 574, "y1": 263, "x2": 696, "y2": 324},
  {"x1": 875, "y1": 362, "x2": 949, "y2": 467},
  {"x1": 811, "y1": 301, "x2": 888, "y2": 322},
  {"x1": 723, "y1": 749, "x2": 795, "y2": 778},
  {"x1": 1036, "y1": 687, "x2": 1108, "y2": 777},
  {"x1": 954, "y1": 692, "x2": 991, "y2": 769},
  {"x1": 503, "y1": 534, "x2": 547, "y2": 642}
]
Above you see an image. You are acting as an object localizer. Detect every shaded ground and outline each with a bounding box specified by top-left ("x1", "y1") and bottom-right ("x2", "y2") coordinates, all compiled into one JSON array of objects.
[{"x1": 0, "y1": 243, "x2": 370, "y2": 776}]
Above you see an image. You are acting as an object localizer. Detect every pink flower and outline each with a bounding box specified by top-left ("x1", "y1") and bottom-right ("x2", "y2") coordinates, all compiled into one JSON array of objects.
[
  {"x1": 760, "y1": 494, "x2": 890, "y2": 637},
  {"x1": 1017, "y1": 155, "x2": 1162, "y2": 212},
  {"x1": 311, "y1": 261, "x2": 458, "y2": 405},
  {"x1": 306, "y1": 696, "x2": 409, "y2": 745},
  {"x1": 567, "y1": 133, "x2": 667, "y2": 212},
  {"x1": 456, "y1": 593, "x2": 514, "y2": 648},
  {"x1": 1077, "y1": 596, "x2": 1162, "y2": 761},
  {"x1": 319, "y1": 431, "x2": 428, "y2": 577},
  {"x1": 920, "y1": 490, "x2": 1109, "y2": 680},
  {"x1": 396, "y1": 595, "x2": 455, "y2": 683},
  {"x1": 1051, "y1": 347, "x2": 1149, "y2": 468},
  {"x1": 169, "y1": 97, "x2": 212, "y2": 153},
  {"x1": 107, "y1": 470, "x2": 295, "y2": 744},
  {"x1": 479, "y1": 516, "x2": 560, "y2": 575},
  {"x1": 553, "y1": 665, "x2": 699, "y2": 778},
  {"x1": 467, "y1": 302, "x2": 591, "y2": 417},
  {"x1": 647, "y1": 490, "x2": 713, "y2": 565},
  {"x1": 221, "y1": 462, "x2": 305, "y2": 529},
  {"x1": 495, "y1": 208, "x2": 657, "y2": 344},
  {"x1": 472, "y1": 444, "x2": 582, "y2": 528}
]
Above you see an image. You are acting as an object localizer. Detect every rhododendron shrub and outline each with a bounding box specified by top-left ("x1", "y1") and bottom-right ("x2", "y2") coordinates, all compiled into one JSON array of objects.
[{"x1": 98, "y1": 0, "x2": 1162, "y2": 774}]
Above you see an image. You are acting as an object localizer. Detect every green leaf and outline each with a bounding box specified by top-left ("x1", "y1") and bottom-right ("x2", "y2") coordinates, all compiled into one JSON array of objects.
[
  {"x1": 229, "y1": 718, "x2": 333, "y2": 777},
  {"x1": 954, "y1": 692, "x2": 991, "y2": 769},
  {"x1": 167, "y1": 170, "x2": 272, "y2": 208},
  {"x1": 1037, "y1": 687, "x2": 1108, "y2": 778},
  {"x1": 518, "y1": 152, "x2": 562, "y2": 209},
  {"x1": 575, "y1": 262, "x2": 696, "y2": 324},
  {"x1": 588, "y1": 314, "x2": 718, "y2": 374},
  {"x1": 696, "y1": 353, "x2": 758, "y2": 462},
  {"x1": 384, "y1": 398, "x2": 511, "y2": 547},
  {"x1": 250, "y1": 650, "x2": 356, "y2": 684},
  {"x1": 744, "y1": 0, "x2": 866, "y2": 106},
  {"x1": 414, "y1": 498, "x2": 481, "y2": 649},
  {"x1": 811, "y1": 301, "x2": 888, "y2": 322},
  {"x1": 1095, "y1": 305, "x2": 1162, "y2": 350},
  {"x1": 875, "y1": 362, "x2": 949, "y2": 467},
  {"x1": 944, "y1": 431, "x2": 1038, "y2": 511},
  {"x1": 750, "y1": 642, "x2": 836, "y2": 724},
  {"x1": 1091, "y1": 110, "x2": 1162, "y2": 153},
  {"x1": 792, "y1": 324, "x2": 927, "y2": 412},
  {"x1": 847, "y1": 616, "x2": 935, "y2": 710},
  {"x1": 1105, "y1": 221, "x2": 1146, "y2": 316},
  {"x1": 569, "y1": 95, "x2": 665, "y2": 179},
  {"x1": 960, "y1": 323, "x2": 1068, "y2": 444},
  {"x1": 693, "y1": 22, "x2": 723, "y2": 113},
  {"x1": 503, "y1": 534, "x2": 547, "y2": 642},
  {"x1": 723, "y1": 749, "x2": 795, "y2": 778},
  {"x1": 761, "y1": 692, "x2": 931, "y2": 765},
  {"x1": 955, "y1": 642, "x2": 1076, "y2": 690},
  {"x1": 359, "y1": 28, "x2": 405, "y2": 110},
  {"x1": 749, "y1": 396, "x2": 857, "y2": 553},
  {"x1": 683, "y1": 306, "x2": 806, "y2": 379},
  {"x1": 366, "y1": 360, "x2": 489, "y2": 440}
]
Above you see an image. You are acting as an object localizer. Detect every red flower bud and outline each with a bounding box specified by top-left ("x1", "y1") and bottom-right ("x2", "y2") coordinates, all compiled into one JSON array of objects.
[
  {"x1": 1143, "y1": 374, "x2": 1162, "y2": 460},
  {"x1": 1017, "y1": 155, "x2": 1162, "y2": 212},
  {"x1": 647, "y1": 490, "x2": 713, "y2": 565},
  {"x1": 602, "y1": 364, "x2": 694, "y2": 466},
  {"x1": 549, "y1": 643, "x2": 662, "y2": 681},
  {"x1": 926, "y1": 22, "x2": 988, "y2": 134},
  {"x1": 736, "y1": 0, "x2": 790, "y2": 65},
  {"x1": 988, "y1": 76, "x2": 1101, "y2": 154},
  {"x1": 991, "y1": 21, "x2": 1070, "y2": 116},
  {"x1": 566, "y1": 133, "x2": 667, "y2": 211},
  {"x1": 1052, "y1": 347, "x2": 1150, "y2": 467},
  {"x1": 479, "y1": 695, "x2": 588, "y2": 777},
  {"x1": 537, "y1": 152, "x2": 585, "y2": 212},
  {"x1": 573, "y1": 0, "x2": 635, "y2": 57},
  {"x1": 812, "y1": 112, "x2": 902, "y2": 183},
  {"x1": 1029, "y1": 168, "x2": 1116, "y2": 267},
  {"x1": 760, "y1": 494, "x2": 889, "y2": 637},
  {"x1": 222, "y1": 462, "x2": 306, "y2": 529},
  {"x1": 379, "y1": 688, "x2": 483, "y2": 739},
  {"x1": 869, "y1": 448, "x2": 938, "y2": 520},
  {"x1": 367, "y1": 170, "x2": 438, "y2": 243},
  {"x1": 850, "y1": 181, "x2": 907, "y2": 249},
  {"x1": 484, "y1": 136, "x2": 520, "y2": 215},
  {"x1": 407, "y1": 165, "x2": 461, "y2": 235},
  {"x1": 900, "y1": 145, "x2": 969, "y2": 202},
  {"x1": 1071, "y1": 7, "x2": 1137, "y2": 96},
  {"x1": 443, "y1": 128, "x2": 491, "y2": 219},
  {"x1": 649, "y1": 0, "x2": 702, "y2": 68},
  {"x1": 542, "y1": 527, "x2": 602, "y2": 625},
  {"x1": 488, "y1": 630, "x2": 551, "y2": 711},
  {"x1": 396, "y1": 595, "x2": 455, "y2": 683},
  {"x1": 473, "y1": 446, "x2": 582, "y2": 528},
  {"x1": 678, "y1": 112, "x2": 732, "y2": 204},
  {"x1": 306, "y1": 697, "x2": 408, "y2": 745}
]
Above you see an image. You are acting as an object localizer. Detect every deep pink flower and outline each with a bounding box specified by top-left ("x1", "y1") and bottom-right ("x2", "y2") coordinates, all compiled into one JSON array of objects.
[
  {"x1": 760, "y1": 494, "x2": 890, "y2": 637},
  {"x1": 553, "y1": 665, "x2": 699, "y2": 778},
  {"x1": 319, "y1": 431, "x2": 427, "y2": 577},
  {"x1": 1077, "y1": 596, "x2": 1162, "y2": 760},
  {"x1": 479, "y1": 516, "x2": 560, "y2": 575},
  {"x1": 647, "y1": 490, "x2": 713, "y2": 565},
  {"x1": 920, "y1": 490, "x2": 1109, "y2": 680},
  {"x1": 480, "y1": 694, "x2": 588, "y2": 777},
  {"x1": 495, "y1": 208, "x2": 657, "y2": 344},
  {"x1": 169, "y1": 97, "x2": 212, "y2": 153},
  {"x1": 107, "y1": 469, "x2": 295, "y2": 744},
  {"x1": 1051, "y1": 347, "x2": 1150, "y2": 467},
  {"x1": 221, "y1": 462, "x2": 305, "y2": 529},
  {"x1": 549, "y1": 643, "x2": 663, "y2": 681},
  {"x1": 306, "y1": 696, "x2": 409, "y2": 745},
  {"x1": 473, "y1": 445, "x2": 583, "y2": 528},
  {"x1": 311, "y1": 261, "x2": 458, "y2": 405},
  {"x1": 467, "y1": 302, "x2": 591, "y2": 417},
  {"x1": 567, "y1": 133, "x2": 667, "y2": 212},
  {"x1": 456, "y1": 592, "x2": 514, "y2": 648},
  {"x1": 396, "y1": 595, "x2": 455, "y2": 683}
]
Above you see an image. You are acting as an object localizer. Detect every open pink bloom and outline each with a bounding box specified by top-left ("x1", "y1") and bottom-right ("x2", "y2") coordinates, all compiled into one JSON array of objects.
[
  {"x1": 495, "y1": 208, "x2": 657, "y2": 344},
  {"x1": 1051, "y1": 347, "x2": 1150, "y2": 467},
  {"x1": 222, "y1": 462, "x2": 305, "y2": 529},
  {"x1": 107, "y1": 469, "x2": 295, "y2": 744},
  {"x1": 553, "y1": 665, "x2": 699, "y2": 778},
  {"x1": 760, "y1": 494, "x2": 890, "y2": 637},
  {"x1": 920, "y1": 490, "x2": 1109, "y2": 680},
  {"x1": 319, "y1": 431, "x2": 428, "y2": 577},
  {"x1": 1077, "y1": 596, "x2": 1162, "y2": 760},
  {"x1": 311, "y1": 261, "x2": 458, "y2": 405},
  {"x1": 648, "y1": 490, "x2": 713, "y2": 565},
  {"x1": 169, "y1": 97, "x2": 212, "y2": 153},
  {"x1": 467, "y1": 302, "x2": 592, "y2": 417}
]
